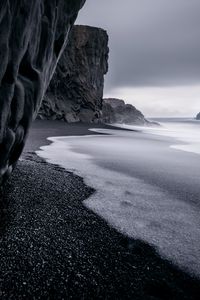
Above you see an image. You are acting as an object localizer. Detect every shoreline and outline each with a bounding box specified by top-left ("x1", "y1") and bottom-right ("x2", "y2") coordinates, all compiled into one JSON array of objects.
[
  {"x1": 36, "y1": 125, "x2": 200, "y2": 277},
  {"x1": 1, "y1": 154, "x2": 200, "y2": 299},
  {"x1": 23, "y1": 120, "x2": 127, "y2": 155},
  {"x1": 0, "y1": 120, "x2": 199, "y2": 299}
]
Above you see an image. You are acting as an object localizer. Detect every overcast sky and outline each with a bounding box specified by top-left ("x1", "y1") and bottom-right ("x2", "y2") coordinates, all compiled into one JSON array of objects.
[{"x1": 76, "y1": 0, "x2": 200, "y2": 117}]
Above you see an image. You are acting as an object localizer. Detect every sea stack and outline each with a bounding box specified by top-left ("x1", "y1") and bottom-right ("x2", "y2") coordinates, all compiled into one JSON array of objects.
[
  {"x1": 196, "y1": 113, "x2": 200, "y2": 120},
  {"x1": 102, "y1": 98, "x2": 151, "y2": 125}
]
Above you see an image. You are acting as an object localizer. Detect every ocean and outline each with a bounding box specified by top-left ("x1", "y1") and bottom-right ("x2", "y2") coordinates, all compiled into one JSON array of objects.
[{"x1": 113, "y1": 118, "x2": 200, "y2": 155}]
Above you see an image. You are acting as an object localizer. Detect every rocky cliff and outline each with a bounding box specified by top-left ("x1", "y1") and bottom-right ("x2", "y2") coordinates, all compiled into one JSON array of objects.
[
  {"x1": 0, "y1": 0, "x2": 85, "y2": 184},
  {"x1": 102, "y1": 98, "x2": 152, "y2": 125},
  {"x1": 38, "y1": 26, "x2": 155, "y2": 126},
  {"x1": 38, "y1": 25, "x2": 109, "y2": 122}
]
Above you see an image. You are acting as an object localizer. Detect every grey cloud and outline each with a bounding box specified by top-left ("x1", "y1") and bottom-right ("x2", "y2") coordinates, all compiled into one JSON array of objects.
[{"x1": 77, "y1": 0, "x2": 200, "y2": 91}]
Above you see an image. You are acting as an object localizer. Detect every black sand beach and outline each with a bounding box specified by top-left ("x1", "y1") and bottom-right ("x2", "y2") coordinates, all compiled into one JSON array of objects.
[
  {"x1": 0, "y1": 120, "x2": 200, "y2": 299},
  {"x1": 23, "y1": 120, "x2": 118, "y2": 154}
]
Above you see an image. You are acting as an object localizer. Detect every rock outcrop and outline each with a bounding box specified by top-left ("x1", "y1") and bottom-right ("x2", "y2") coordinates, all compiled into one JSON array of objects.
[
  {"x1": 38, "y1": 25, "x2": 109, "y2": 123},
  {"x1": 38, "y1": 27, "x2": 154, "y2": 126},
  {"x1": 196, "y1": 113, "x2": 200, "y2": 120},
  {"x1": 102, "y1": 98, "x2": 151, "y2": 125},
  {"x1": 0, "y1": 0, "x2": 85, "y2": 184}
]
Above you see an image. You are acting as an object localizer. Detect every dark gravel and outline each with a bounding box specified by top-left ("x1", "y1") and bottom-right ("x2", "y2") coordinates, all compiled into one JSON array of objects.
[{"x1": 0, "y1": 154, "x2": 199, "y2": 299}]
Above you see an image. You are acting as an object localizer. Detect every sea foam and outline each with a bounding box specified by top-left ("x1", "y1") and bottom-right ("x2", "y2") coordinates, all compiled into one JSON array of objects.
[{"x1": 36, "y1": 126, "x2": 200, "y2": 277}]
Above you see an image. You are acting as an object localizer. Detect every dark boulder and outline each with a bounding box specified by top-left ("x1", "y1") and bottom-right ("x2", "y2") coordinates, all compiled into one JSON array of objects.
[
  {"x1": 38, "y1": 25, "x2": 109, "y2": 123},
  {"x1": 196, "y1": 113, "x2": 200, "y2": 120},
  {"x1": 0, "y1": 0, "x2": 85, "y2": 184}
]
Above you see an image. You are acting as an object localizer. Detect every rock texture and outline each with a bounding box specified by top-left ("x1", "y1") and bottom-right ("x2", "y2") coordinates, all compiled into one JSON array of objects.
[
  {"x1": 102, "y1": 98, "x2": 152, "y2": 125},
  {"x1": 38, "y1": 28, "x2": 154, "y2": 126},
  {"x1": 0, "y1": 0, "x2": 85, "y2": 184},
  {"x1": 196, "y1": 113, "x2": 200, "y2": 120},
  {"x1": 38, "y1": 25, "x2": 109, "y2": 123}
]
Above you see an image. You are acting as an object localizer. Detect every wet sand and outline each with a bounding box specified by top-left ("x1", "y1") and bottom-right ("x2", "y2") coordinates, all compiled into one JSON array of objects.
[
  {"x1": 23, "y1": 120, "x2": 122, "y2": 154},
  {"x1": 36, "y1": 127, "x2": 200, "y2": 276}
]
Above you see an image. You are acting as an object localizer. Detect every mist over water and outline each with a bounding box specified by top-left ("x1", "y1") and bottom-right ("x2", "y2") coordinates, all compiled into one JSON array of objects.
[
  {"x1": 36, "y1": 119, "x2": 200, "y2": 277},
  {"x1": 160, "y1": 119, "x2": 200, "y2": 154},
  {"x1": 115, "y1": 118, "x2": 200, "y2": 155}
]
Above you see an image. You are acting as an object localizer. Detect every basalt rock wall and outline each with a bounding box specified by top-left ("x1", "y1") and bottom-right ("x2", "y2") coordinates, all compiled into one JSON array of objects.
[
  {"x1": 38, "y1": 25, "x2": 109, "y2": 122},
  {"x1": 0, "y1": 0, "x2": 85, "y2": 184}
]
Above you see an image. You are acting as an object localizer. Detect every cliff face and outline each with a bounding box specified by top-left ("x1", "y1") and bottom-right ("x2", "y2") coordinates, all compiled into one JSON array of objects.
[
  {"x1": 38, "y1": 26, "x2": 153, "y2": 126},
  {"x1": 102, "y1": 98, "x2": 150, "y2": 125},
  {"x1": 0, "y1": 0, "x2": 85, "y2": 184},
  {"x1": 38, "y1": 25, "x2": 109, "y2": 122}
]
